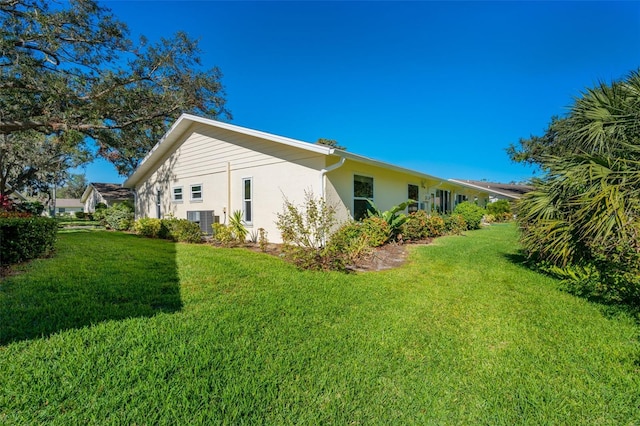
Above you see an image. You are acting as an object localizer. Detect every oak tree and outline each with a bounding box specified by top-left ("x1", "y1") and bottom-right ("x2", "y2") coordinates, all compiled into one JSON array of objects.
[{"x1": 0, "y1": 0, "x2": 229, "y2": 190}]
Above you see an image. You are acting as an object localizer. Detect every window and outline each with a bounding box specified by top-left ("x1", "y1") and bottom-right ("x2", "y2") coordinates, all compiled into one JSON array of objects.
[
  {"x1": 172, "y1": 187, "x2": 183, "y2": 202},
  {"x1": 156, "y1": 190, "x2": 161, "y2": 218},
  {"x1": 242, "y1": 178, "x2": 252, "y2": 224},
  {"x1": 188, "y1": 210, "x2": 201, "y2": 224},
  {"x1": 455, "y1": 194, "x2": 467, "y2": 205},
  {"x1": 408, "y1": 184, "x2": 419, "y2": 213},
  {"x1": 436, "y1": 189, "x2": 451, "y2": 214},
  {"x1": 190, "y1": 184, "x2": 202, "y2": 201},
  {"x1": 353, "y1": 175, "x2": 373, "y2": 221}
]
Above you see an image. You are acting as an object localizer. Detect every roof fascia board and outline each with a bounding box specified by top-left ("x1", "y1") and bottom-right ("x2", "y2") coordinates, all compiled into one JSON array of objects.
[
  {"x1": 448, "y1": 179, "x2": 520, "y2": 199},
  {"x1": 80, "y1": 184, "x2": 94, "y2": 203},
  {"x1": 337, "y1": 151, "x2": 456, "y2": 187}
]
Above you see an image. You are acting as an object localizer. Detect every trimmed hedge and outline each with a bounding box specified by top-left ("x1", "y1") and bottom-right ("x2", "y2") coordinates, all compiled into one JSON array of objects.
[
  {"x1": 0, "y1": 216, "x2": 58, "y2": 265},
  {"x1": 133, "y1": 217, "x2": 203, "y2": 243}
]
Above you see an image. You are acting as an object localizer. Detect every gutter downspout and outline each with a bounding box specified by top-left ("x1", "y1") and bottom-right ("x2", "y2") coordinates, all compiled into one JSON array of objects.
[
  {"x1": 226, "y1": 161, "x2": 231, "y2": 225},
  {"x1": 320, "y1": 156, "x2": 346, "y2": 200},
  {"x1": 132, "y1": 189, "x2": 138, "y2": 220},
  {"x1": 319, "y1": 155, "x2": 346, "y2": 247}
]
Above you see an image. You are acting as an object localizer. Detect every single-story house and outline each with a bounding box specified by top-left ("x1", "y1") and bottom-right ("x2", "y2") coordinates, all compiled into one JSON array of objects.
[
  {"x1": 81, "y1": 182, "x2": 134, "y2": 213},
  {"x1": 123, "y1": 114, "x2": 491, "y2": 241},
  {"x1": 5, "y1": 184, "x2": 27, "y2": 202},
  {"x1": 448, "y1": 179, "x2": 534, "y2": 203},
  {"x1": 52, "y1": 198, "x2": 83, "y2": 216}
]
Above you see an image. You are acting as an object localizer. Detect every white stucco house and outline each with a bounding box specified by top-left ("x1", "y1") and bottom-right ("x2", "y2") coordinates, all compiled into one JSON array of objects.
[
  {"x1": 123, "y1": 114, "x2": 491, "y2": 241},
  {"x1": 81, "y1": 183, "x2": 134, "y2": 213},
  {"x1": 52, "y1": 198, "x2": 83, "y2": 216}
]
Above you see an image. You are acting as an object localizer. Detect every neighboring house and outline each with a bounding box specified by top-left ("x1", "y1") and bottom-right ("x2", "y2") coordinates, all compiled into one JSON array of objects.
[
  {"x1": 123, "y1": 114, "x2": 491, "y2": 240},
  {"x1": 53, "y1": 198, "x2": 83, "y2": 216},
  {"x1": 5, "y1": 184, "x2": 27, "y2": 202},
  {"x1": 448, "y1": 179, "x2": 534, "y2": 203},
  {"x1": 81, "y1": 183, "x2": 134, "y2": 213}
]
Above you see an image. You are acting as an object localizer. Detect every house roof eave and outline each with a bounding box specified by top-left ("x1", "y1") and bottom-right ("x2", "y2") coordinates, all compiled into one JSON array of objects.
[
  {"x1": 124, "y1": 114, "x2": 333, "y2": 188},
  {"x1": 448, "y1": 179, "x2": 522, "y2": 200}
]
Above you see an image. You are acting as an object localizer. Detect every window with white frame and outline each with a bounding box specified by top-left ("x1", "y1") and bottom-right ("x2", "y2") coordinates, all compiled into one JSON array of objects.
[
  {"x1": 353, "y1": 174, "x2": 373, "y2": 221},
  {"x1": 190, "y1": 184, "x2": 203, "y2": 201},
  {"x1": 242, "y1": 178, "x2": 252, "y2": 224},
  {"x1": 172, "y1": 186, "x2": 183, "y2": 202}
]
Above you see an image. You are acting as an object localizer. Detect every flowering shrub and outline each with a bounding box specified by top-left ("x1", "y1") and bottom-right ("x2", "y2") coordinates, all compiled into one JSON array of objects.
[{"x1": 0, "y1": 194, "x2": 14, "y2": 211}]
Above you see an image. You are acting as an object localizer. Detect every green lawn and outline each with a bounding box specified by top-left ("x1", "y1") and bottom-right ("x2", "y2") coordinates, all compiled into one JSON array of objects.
[{"x1": 1, "y1": 225, "x2": 639, "y2": 424}]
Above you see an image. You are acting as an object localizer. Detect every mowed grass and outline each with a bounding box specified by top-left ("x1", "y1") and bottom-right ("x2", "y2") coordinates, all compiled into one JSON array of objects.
[{"x1": 1, "y1": 225, "x2": 639, "y2": 424}]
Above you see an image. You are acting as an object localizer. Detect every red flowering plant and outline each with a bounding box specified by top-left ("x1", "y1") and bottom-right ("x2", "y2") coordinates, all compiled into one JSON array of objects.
[
  {"x1": 0, "y1": 194, "x2": 14, "y2": 212},
  {"x1": 0, "y1": 195, "x2": 33, "y2": 218}
]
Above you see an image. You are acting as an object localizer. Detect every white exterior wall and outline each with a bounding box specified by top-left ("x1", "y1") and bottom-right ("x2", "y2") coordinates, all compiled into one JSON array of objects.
[
  {"x1": 134, "y1": 123, "x2": 326, "y2": 241},
  {"x1": 325, "y1": 159, "x2": 489, "y2": 222},
  {"x1": 83, "y1": 187, "x2": 106, "y2": 213}
]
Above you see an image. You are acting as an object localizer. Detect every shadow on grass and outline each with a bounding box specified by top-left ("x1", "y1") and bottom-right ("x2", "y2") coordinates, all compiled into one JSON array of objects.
[
  {"x1": 0, "y1": 231, "x2": 182, "y2": 345},
  {"x1": 501, "y1": 251, "x2": 531, "y2": 268},
  {"x1": 502, "y1": 251, "x2": 640, "y2": 324}
]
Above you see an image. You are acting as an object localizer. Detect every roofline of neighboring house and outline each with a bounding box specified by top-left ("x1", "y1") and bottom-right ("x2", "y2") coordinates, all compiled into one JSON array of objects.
[
  {"x1": 448, "y1": 179, "x2": 523, "y2": 200},
  {"x1": 5, "y1": 183, "x2": 27, "y2": 201},
  {"x1": 124, "y1": 114, "x2": 334, "y2": 188},
  {"x1": 80, "y1": 184, "x2": 94, "y2": 203}
]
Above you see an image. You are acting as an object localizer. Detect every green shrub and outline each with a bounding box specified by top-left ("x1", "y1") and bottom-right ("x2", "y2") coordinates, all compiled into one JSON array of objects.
[
  {"x1": 102, "y1": 203, "x2": 134, "y2": 231},
  {"x1": 402, "y1": 210, "x2": 429, "y2": 241},
  {"x1": 445, "y1": 214, "x2": 467, "y2": 235},
  {"x1": 487, "y1": 199, "x2": 511, "y2": 216},
  {"x1": 258, "y1": 228, "x2": 268, "y2": 252},
  {"x1": 425, "y1": 215, "x2": 446, "y2": 237},
  {"x1": 483, "y1": 213, "x2": 496, "y2": 224},
  {"x1": 74, "y1": 211, "x2": 86, "y2": 219},
  {"x1": 498, "y1": 212, "x2": 513, "y2": 222},
  {"x1": 276, "y1": 190, "x2": 336, "y2": 250},
  {"x1": 360, "y1": 216, "x2": 391, "y2": 247},
  {"x1": 133, "y1": 217, "x2": 202, "y2": 243},
  {"x1": 134, "y1": 218, "x2": 162, "y2": 238},
  {"x1": 276, "y1": 191, "x2": 339, "y2": 270},
  {"x1": 155, "y1": 217, "x2": 176, "y2": 240},
  {"x1": 229, "y1": 210, "x2": 248, "y2": 243},
  {"x1": 365, "y1": 199, "x2": 414, "y2": 241},
  {"x1": 170, "y1": 220, "x2": 202, "y2": 243},
  {"x1": 212, "y1": 223, "x2": 237, "y2": 246},
  {"x1": 0, "y1": 216, "x2": 57, "y2": 265},
  {"x1": 453, "y1": 201, "x2": 485, "y2": 230},
  {"x1": 324, "y1": 221, "x2": 372, "y2": 270},
  {"x1": 93, "y1": 203, "x2": 108, "y2": 221},
  {"x1": 16, "y1": 201, "x2": 45, "y2": 215}
]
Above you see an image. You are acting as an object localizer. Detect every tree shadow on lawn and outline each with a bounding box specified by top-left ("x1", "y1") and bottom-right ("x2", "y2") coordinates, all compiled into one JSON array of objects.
[
  {"x1": 502, "y1": 251, "x2": 640, "y2": 324},
  {"x1": 0, "y1": 231, "x2": 182, "y2": 345}
]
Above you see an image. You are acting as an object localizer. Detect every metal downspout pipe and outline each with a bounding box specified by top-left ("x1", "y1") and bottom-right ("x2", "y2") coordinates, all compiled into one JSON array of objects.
[{"x1": 320, "y1": 156, "x2": 346, "y2": 200}]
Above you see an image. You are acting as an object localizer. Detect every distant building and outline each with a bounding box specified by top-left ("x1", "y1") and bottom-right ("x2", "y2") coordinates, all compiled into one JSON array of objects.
[
  {"x1": 448, "y1": 180, "x2": 534, "y2": 203},
  {"x1": 81, "y1": 183, "x2": 134, "y2": 213},
  {"x1": 52, "y1": 198, "x2": 83, "y2": 216}
]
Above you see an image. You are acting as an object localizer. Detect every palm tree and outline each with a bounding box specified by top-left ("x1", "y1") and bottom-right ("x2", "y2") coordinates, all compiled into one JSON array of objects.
[{"x1": 517, "y1": 69, "x2": 640, "y2": 302}]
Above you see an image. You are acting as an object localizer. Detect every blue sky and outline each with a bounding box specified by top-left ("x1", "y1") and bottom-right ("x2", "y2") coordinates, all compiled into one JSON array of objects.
[{"x1": 86, "y1": 0, "x2": 640, "y2": 184}]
